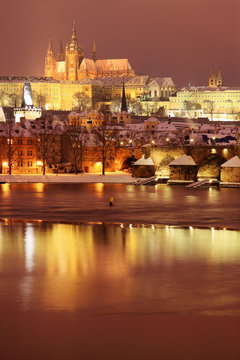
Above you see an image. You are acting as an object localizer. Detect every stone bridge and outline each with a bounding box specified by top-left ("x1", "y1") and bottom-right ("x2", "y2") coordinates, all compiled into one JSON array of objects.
[{"x1": 148, "y1": 144, "x2": 240, "y2": 179}]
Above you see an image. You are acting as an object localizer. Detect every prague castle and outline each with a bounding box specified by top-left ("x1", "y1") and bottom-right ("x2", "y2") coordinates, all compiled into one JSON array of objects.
[{"x1": 45, "y1": 23, "x2": 134, "y2": 80}]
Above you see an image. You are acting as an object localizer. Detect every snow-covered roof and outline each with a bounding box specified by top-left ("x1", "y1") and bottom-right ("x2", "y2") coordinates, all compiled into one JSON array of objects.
[
  {"x1": 221, "y1": 156, "x2": 240, "y2": 168},
  {"x1": 134, "y1": 157, "x2": 154, "y2": 166},
  {"x1": 169, "y1": 155, "x2": 196, "y2": 166},
  {"x1": 148, "y1": 77, "x2": 175, "y2": 87},
  {"x1": 199, "y1": 124, "x2": 215, "y2": 132},
  {"x1": 145, "y1": 116, "x2": 159, "y2": 122},
  {"x1": 156, "y1": 122, "x2": 177, "y2": 131},
  {"x1": 96, "y1": 59, "x2": 133, "y2": 71},
  {"x1": 80, "y1": 58, "x2": 96, "y2": 72}
]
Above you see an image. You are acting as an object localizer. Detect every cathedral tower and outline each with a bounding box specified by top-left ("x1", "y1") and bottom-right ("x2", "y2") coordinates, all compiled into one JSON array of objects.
[
  {"x1": 65, "y1": 22, "x2": 84, "y2": 81},
  {"x1": 45, "y1": 37, "x2": 56, "y2": 78},
  {"x1": 209, "y1": 65, "x2": 216, "y2": 87},
  {"x1": 217, "y1": 68, "x2": 223, "y2": 86}
]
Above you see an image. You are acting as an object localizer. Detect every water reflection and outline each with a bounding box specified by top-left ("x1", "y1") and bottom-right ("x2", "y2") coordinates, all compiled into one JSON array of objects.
[
  {"x1": 24, "y1": 224, "x2": 35, "y2": 272},
  {"x1": 0, "y1": 220, "x2": 239, "y2": 315}
]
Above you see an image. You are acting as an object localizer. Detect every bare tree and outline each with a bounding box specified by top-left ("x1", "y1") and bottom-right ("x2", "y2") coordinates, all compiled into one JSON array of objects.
[
  {"x1": 66, "y1": 126, "x2": 89, "y2": 174},
  {"x1": 0, "y1": 119, "x2": 22, "y2": 174},
  {"x1": 203, "y1": 100, "x2": 215, "y2": 121},
  {"x1": 31, "y1": 117, "x2": 62, "y2": 175},
  {"x1": 92, "y1": 114, "x2": 117, "y2": 175}
]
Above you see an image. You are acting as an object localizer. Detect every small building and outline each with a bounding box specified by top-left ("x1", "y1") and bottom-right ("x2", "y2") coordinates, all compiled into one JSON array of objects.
[
  {"x1": 132, "y1": 157, "x2": 155, "y2": 178},
  {"x1": 220, "y1": 156, "x2": 240, "y2": 183},
  {"x1": 144, "y1": 116, "x2": 159, "y2": 130},
  {"x1": 169, "y1": 155, "x2": 197, "y2": 181}
]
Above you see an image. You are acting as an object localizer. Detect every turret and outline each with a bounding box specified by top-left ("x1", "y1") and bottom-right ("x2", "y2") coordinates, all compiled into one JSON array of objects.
[
  {"x1": 44, "y1": 37, "x2": 56, "y2": 78},
  {"x1": 209, "y1": 65, "x2": 216, "y2": 87},
  {"x1": 121, "y1": 80, "x2": 127, "y2": 112},
  {"x1": 69, "y1": 21, "x2": 78, "y2": 50},
  {"x1": 117, "y1": 80, "x2": 131, "y2": 125},
  {"x1": 92, "y1": 40, "x2": 97, "y2": 62},
  {"x1": 217, "y1": 68, "x2": 223, "y2": 87},
  {"x1": 57, "y1": 40, "x2": 65, "y2": 61}
]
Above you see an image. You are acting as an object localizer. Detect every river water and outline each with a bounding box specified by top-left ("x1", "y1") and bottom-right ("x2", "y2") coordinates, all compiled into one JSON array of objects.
[
  {"x1": 0, "y1": 184, "x2": 239, "y2": 359},
  {"x1": 0, "y1": 183, "x2": 240, "y2": 227}
]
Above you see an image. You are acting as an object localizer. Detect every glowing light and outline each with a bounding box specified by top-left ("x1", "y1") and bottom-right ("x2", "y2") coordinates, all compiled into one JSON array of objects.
[
  {"x1": 129, "y1": 139, "x2": 132, "y2": 144},
  {"x1": 223, "y1": 148, "x2": 228, "y2": 154},
  {"x1": 24, "y1": 223, "x2": 35, "y2": 272},
  {"x1": 166, "y1": 138, "x2": 169, "y2": 142},
  {"x1": 151, "y1": 140, "x2": 155, "y2": 145},
  {"x1": 211, "y1": 148, "x2": 216, "y2": 154},
  {"x1": 190, "y1": 138, "x2": 194, "y2": 143},
  {"x1": 37, "y1": 160, "x2": 43, "y2": 166},
  {"x1": 2, "y1": 162, "x2": 8, "y2": 167},
  {"x1": 129, "y1": 224, "x2": 132, "y2": 228},
  {"x1": 95, "y1": 162, "x2": 102, "y2": 167}
]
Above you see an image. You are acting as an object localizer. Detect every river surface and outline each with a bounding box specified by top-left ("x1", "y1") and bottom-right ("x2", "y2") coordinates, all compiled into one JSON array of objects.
[
  {"x1": 0, "y1": 183, "x2": 240, "y2": 228},
  {"x1": 0, "y1": 184, "x2": 240, "y2": 359}
]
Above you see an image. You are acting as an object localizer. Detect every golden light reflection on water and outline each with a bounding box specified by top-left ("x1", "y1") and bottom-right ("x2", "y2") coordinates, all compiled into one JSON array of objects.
[
  {"x1": 0, "y1": 183, "x2": 10, "y2": 198},
  {"x1": 94, "y1": 182, "x2": 104, "y2": 195},
  {"x1": 0, "y1": 221, "x2": 239, "y2": 313}
]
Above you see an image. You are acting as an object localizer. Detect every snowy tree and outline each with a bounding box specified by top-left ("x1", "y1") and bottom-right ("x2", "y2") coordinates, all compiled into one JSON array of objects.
[
  {"x1": 72, "y1": 92, "x2": 90, "y2": 112},
  {"x1": 128, "y1": 99, "x2": 143, "y2": 116},
  {"x1": 110, "y1": 98, "x2": 121, "y2": 113},
  {"x1": 0, "y1": 91, "x2": 20, "y2": 107}
]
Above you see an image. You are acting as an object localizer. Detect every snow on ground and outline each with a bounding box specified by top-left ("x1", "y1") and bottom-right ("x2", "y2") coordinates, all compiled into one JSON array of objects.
[{"x1": 0, "y1": 172, "x2": 139, "y2": 184}]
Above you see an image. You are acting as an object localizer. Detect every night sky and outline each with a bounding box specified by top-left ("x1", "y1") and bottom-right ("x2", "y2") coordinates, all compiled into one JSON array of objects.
[{"x1": 0, "y1": 0, "x2": 239, "y2": 86}]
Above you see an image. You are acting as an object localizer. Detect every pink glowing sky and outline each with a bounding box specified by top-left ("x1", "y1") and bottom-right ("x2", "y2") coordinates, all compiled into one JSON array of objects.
[{"x1": 0, "y1": 0, "x2": 239, "y2": 86}]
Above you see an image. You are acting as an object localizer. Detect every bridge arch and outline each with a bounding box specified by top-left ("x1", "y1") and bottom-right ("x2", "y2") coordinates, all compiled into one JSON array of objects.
[{"x1": 197, "y1": 154, "x2": 226, "y2": 180}]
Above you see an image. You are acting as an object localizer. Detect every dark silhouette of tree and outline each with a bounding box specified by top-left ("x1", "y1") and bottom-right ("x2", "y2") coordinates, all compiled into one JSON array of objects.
[
  {"x1": 0, "y1": 119, "x2": 22, "y2": 174},
  {"x1": 66, "y1": 125, "x2": 89, "y2": 174},
  {"x1": 31, "y1": 117, "x2": 62, "y2": 175},
  {"x1": 92, "y1": 113, "x2": 117, "y2": 175}
]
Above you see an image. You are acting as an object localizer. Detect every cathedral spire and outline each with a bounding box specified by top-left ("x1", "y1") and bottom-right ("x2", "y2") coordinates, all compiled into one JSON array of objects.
[
  {"x1": 121, "y1": 80, "x2": 127, "y2": 112},
  {"x1": 92, "y1": 40, "x2": 97, "y2": 62},
  {"x1": 72, "y1": 21, "x2": 77, "y2": 40},
  {"x1": 70, "y1": 21, "x2": 78, "y2": 50},
  {"x1": 217, "y1": 67, "x2": 223, "y2": 86},
  {"x1": 57, "y1": 40, "x2": 65, "y2": 61},
  {"x1": 209, "y1": 65, "x2": 217, "y2": 87},
  {"x1": 48, "y1": 37, "x2": 53, "y2": 52}
]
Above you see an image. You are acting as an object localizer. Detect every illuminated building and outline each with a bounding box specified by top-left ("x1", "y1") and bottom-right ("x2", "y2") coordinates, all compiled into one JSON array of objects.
[
  {"x1": 14, "y1": 82, "x2": 42, "y2": 122},
  {"x1": 68, "y1": 110, "x2": 104, "y2": 128},
  {"x1": 45, "y1": 23, "x2": 134, "y2": 81},
  {"x1": 166, "y1": 69, "x2": 240, "y2": 121}
]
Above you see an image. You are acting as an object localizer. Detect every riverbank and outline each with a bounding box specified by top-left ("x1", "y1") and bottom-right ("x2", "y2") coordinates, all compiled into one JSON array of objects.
[{"x1": 0, "y1": 172, "x2": 139, "y2": 184}]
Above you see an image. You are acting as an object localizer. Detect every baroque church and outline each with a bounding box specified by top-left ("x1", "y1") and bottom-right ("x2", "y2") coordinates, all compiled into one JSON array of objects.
[{"x1": 45, "y1": 23, "x2": 135, "y2": 81}]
